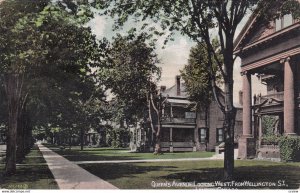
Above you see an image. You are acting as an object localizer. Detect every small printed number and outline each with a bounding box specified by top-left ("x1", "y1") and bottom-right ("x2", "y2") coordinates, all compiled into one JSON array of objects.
[{"x1": 288, "y1": 191, "x2": 298, "y2": 193}]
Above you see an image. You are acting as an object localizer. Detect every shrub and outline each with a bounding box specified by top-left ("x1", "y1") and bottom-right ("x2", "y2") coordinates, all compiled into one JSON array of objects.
[
  {"x1": 106, "y1": 127, "x2": 130, "y2": 148},
  {"x1": 261, "y1": 135, "x2": 280, "y2": 145},
  {"x1": 279, "y1": 136, "x2": 300, "y2": 162}
]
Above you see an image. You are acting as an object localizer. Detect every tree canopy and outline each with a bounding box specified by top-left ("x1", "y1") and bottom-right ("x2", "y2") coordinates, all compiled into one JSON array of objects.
[
  {"x1": 181, "y1": 40, "x2": 222, "y2": 109},
  {"x1": 0, "y1": 0, "x2": 108, "y2": 174},
  {"x1": 103, "y1": 32, "x2": 161, "y2": 124}
]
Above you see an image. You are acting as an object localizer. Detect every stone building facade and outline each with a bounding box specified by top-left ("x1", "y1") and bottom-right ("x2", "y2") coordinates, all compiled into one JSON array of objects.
[{"x1": 234, "y1": 8, "x2": 300, "y2": 159}]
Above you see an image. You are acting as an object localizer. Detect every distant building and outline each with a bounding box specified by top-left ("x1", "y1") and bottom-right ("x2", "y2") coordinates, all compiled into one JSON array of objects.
[
  {"x1": 131, "y1": 75, "x2": 243, "y2": 152},
  {"x1": 234, "y1": 8, "x2": 300, "y2": 159}
]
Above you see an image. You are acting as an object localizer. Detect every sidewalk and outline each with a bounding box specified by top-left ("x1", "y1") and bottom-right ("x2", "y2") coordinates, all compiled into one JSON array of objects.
[{"x1": 38, "y1": 144, "x2": 118, "y2": 189}]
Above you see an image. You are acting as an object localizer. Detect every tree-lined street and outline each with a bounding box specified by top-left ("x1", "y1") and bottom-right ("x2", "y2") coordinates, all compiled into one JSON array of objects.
[{"x1": 1, "y1": 0, "x2": 300, "y2": 190}]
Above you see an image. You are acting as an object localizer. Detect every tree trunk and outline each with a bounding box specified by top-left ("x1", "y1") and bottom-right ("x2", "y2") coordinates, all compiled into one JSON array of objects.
[
  {"x1": 150, "y1": 93, "x2": 162, "y2": 154},
  {"x1": 24, "y1": 124, "x2": 33, "y2": 154},
  {"x1": 6, "y1": 111, "x2": 18, "y2": 175},
  {"x1": 223, "y1": 43, "x2": 236, "y2": 180},
  {"x1": 5, "y1": 74, "x2": 21, "y2": 175},
  {"x1": 194, "y1": 125, "x2": 200, "y2": 150},
  {"x1": 194, "y1": 109, "x2": 201, "y2": 151},
  {"x1": 223, "y1": 106, "x2": 236, "y2": 180},
  {"x1": 154, "y1": 122, "x2": 161, "y2": 154},
  {"x1": 16, "y1": 112, "x2": 25, "y2": 163},
  {"x1": 146, "y1": 93, "x2": 156, "y2": 149},
  {"x1": 80, "y1": 127, "x2": 84, "y2": 151},
  {"x1": 69, "y1": 133, "x2": 72, "y2": 150}
]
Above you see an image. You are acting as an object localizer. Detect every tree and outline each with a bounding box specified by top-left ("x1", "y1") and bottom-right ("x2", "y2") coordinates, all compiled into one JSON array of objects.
[
  {"x1": 0, "y1": 0, "x2": 50, "y2": 174},
  {"x1": 0, "y1": 0, "x2": 106, "y2": 174},
  {"x1": 103, "y1": 0, "x2": 300, "y2": 180},
  {"x1": 181, "y1": 40, "x2": 222, "y2": 108},
  {"x1": 181, "y1": 40, "x2": 222, "y2": 150},
  {"x1": 27, "y1": 4, "x2": 107, "y2": 151},
  {"x1": 102, "y1": 32, "x2": 161, "y2": 152}
]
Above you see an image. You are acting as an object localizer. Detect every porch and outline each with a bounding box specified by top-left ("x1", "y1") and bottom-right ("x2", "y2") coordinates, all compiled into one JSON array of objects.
[{"x1": 160, "y1": 126, "x2": 196, "y2": 152}]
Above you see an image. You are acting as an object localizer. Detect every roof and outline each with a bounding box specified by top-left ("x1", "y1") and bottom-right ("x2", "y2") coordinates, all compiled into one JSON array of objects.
[
  {"x1": 234, "y1": 2, "x2": 300, "y2": 54},
  {"x1": 161, "y1": 83, "x2": 188, "y2": 99},
  {"x1": 160, "y1": 76, "x2": 243, "y2": 108},
  {"x1": 233, "y1": 13, "x2": 258, "y2": 53}
]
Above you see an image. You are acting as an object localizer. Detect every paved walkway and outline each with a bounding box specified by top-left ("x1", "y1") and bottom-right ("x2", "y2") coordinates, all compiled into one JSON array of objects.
[{"x1": 38, "y1": 144, "x2": 118, "y2": 189}]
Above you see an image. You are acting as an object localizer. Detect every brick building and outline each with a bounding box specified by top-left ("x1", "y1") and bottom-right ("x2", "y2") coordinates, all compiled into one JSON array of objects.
[
  {"x1": 131, "y1": 75, "x2": 243, "y2": 152},
  {"x1": 234, "y1": 8, "x2": 300, "y2": 159}
]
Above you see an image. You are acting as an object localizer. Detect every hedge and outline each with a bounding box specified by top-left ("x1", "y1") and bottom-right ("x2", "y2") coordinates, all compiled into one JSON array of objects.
[{"x1": 279, "y1": 136, "x2": 300, "y2": 162}]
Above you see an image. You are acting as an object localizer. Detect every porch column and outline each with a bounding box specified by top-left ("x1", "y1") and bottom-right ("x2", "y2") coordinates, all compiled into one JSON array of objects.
[
  {"x1": 242, "y1": 71, "x2": 252, "y2": 136},
  {"x1": 238, "y1": 71, "x2": 256, "y2": 159},
  {"x1": 258, "y1": 115, "x2": 263, "y2": 147},
  {"x1": 282, "y1": 57, "x2": 296, "y2": 135},
  {"x1": 169, "y1": 128, "x2": 173, "y2": 152}
]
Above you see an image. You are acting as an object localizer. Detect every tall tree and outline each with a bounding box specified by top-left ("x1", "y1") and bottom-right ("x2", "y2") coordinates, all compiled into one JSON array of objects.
[
  {"x1": 102, "y1": 33, "x2": 161, "y2": 152},
  {"x1": 181, "y1": 40, "x2": 222, "y2": 108},
  {"x1": 0, "y1": 0, "x2": 105, "y2": 174},
  {"x1": 104, "y1": 0, "x2": 300, "y2": 180},
  {"x1": 181, "y1": 40, "x2": 221, "y2": 150},
  {"x1": 0, "y1": 0, "x2": 49, "y2": 174}
]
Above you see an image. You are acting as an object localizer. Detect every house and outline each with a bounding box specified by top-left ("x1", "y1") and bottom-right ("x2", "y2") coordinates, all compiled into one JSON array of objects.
[
  {"x1": 234, "y1": 6, "x2": 300, "y2": 159},
  {"x1": 131, "y1": 75, "x2": 243, "y2": 152}
]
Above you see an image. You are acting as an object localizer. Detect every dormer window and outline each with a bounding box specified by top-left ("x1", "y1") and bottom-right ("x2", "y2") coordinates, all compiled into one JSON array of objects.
[{"x1": 275, "y1": 14, "x2": 294, "y2": 31}]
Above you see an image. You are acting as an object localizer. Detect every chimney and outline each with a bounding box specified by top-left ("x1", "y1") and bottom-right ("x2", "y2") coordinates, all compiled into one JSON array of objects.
[
  {"x1": 160, "y1": 86, "x2": 166, "y2": 93},
  {"x1": 176, "y1": 75, "x2": 181, "y2": 96},
  {"x1": 239, "y1": 90, "x2": 243, "y2": 105}
]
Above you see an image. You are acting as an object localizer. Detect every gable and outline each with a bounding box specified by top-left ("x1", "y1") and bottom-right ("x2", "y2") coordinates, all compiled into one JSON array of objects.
[
  {"x1": 246, "y1": 21, "x2": 275, "y2": 45},
  {"x1": 234, "y1": 1, "x2": 300, "y2": 54},
  {"x1": 234, "y1": 15, "x2": 275, "y2": 53}
]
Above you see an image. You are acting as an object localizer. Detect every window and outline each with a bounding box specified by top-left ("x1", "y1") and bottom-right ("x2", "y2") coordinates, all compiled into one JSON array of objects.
[
  {"x1": 283, "y1": 14, "x2": 293, "y2": 28},
  {"x1": 275, "y1": 14, "x2": 294, "y2": 31},
  {"x1": 216, "y1": 128, "x2": 224, "y2": 143},
  {"x1": 275, "y1": 18, "x2": 282, "y2": 31},
  {"x1": 199, "y1": 128, "x2": 209, "y2": 143}
]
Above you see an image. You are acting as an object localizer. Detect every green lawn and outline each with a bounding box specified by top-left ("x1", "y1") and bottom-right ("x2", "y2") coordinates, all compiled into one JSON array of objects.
[
  {"x1": 45, "y1": 144, "x2": 300, "y2": 189},
  {"x1": 46, "y1": 145, "x2": 214, "y2": 161},
  {"x1": 80, "y1": 160, "x2": 300, "y2": 189},
  {"x1": 0, "y1": 145, "x2": 58, "y2": 189}
]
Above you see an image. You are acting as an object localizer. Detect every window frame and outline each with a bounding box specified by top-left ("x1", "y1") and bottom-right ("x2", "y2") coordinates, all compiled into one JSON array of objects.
[
  {"x1": 199, "y1": 127, "x2": 209, "y2": 143},
  {"x1": 216, "y1": 128, "x2": 224, "y2": 143}
]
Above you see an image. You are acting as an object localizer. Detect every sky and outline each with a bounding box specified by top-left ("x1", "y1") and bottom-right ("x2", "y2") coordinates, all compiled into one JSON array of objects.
[{"x1": 87, "y1": 12, "x2": 267, "y2": 104}]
